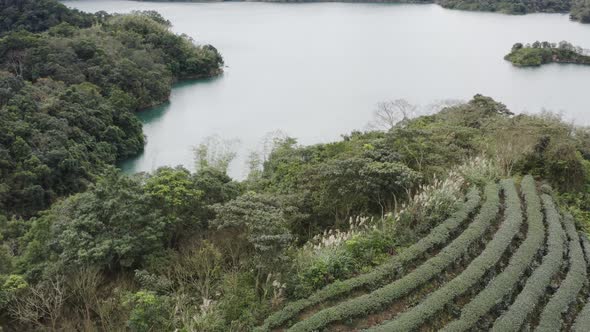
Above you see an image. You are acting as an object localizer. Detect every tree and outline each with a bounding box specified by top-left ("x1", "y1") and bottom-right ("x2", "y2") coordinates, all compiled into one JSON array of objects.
[
  {"x1": 489, "y1": 125, "x2": 536, "y2": 176},
  {"x1": 369, "y1": 99, "x2": 417, "y2": 131},
  {"x1": 124, "y1": 291, "x2": 172, "y2": 332},
  {"x1": 68, "y1": 267, "x2": 103, "y2": 329},
  {"x1": 0, "y1": 0, "x2": 94, "y2": 37},
  {"x1": 559, "y1": 40, "x2": 575, "y2": 51},
  {"x1": 211, "y1": 193, "x2": 292, "y2": 292},
  {"x1": 9, "y1": 275, "x2": 67, "y2": 331},
  {"x1": 512, "y1": 43, "x2": 524, "y2": 51},
  {"x1": 361, "y1": 161, "x2": 421, "y2": 218},
  {"x1": 52, "y1": 169, "x2": 167, "y2": 270},
  {"x1": 194, "y1": 135, "x2": 240, "y2": 174},
  {"x1": 144, "y1": 167, "x2": 205, "y2": 246},
  {"x1": 170, "y1": 241, "x2": 223, "y2": 300},
  {"x1": 192, "y1": 167, "x2": 239, "y2": 208}
]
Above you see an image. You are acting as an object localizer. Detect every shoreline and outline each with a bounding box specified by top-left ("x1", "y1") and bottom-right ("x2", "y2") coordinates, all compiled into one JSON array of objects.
[
  {"x1": 133, "y1": 0, "x2": 575, "y2": 18},
  {"x1": 135, "y1": 68, "x2": 224, "y2": 112}
]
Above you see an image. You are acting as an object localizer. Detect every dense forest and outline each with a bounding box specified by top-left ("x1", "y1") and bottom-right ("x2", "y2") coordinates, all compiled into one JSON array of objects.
[
  {"x1": 1, "y1": 1, "x2": 590, "y2": 331},
  {"x1": 0, "y1": 0, "x2": 223, "y2": 219},
  {"x1": 0, "y1": 0, "x2": 95, "y2": 36},
  {"x1": 571, "y1": 0, "x2": 590, "y2": 22},
  {"x1": 505, "y1": 41, "x2": 590, "y2": 66}
]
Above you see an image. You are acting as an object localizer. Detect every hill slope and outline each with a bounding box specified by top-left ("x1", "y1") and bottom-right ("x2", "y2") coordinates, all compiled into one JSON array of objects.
[{"x1": 259, "y1": 175, "x2": 590, "y2": 331}]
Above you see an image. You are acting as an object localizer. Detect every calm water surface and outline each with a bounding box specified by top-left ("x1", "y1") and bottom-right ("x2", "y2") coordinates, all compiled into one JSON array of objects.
[{"x1": 64, "y1": 1, "x2": 590, "y2": 177}]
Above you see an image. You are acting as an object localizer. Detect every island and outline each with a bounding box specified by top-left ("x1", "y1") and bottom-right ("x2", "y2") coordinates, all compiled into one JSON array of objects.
[{"x1": 505, "y1": 41, "x2": 590, "y2": 67}]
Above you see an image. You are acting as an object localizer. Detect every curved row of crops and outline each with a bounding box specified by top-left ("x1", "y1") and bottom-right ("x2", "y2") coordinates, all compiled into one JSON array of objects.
[
  {"x1": 491, "y1": 193, "x2": 566, "y2": 332},
  {"x1": 441, "y1": 175, "x2": 545, "y2": 332},
  {"x1": 257, "y1": 175, "x2": 590, "y2": 331},
  {"x1": 535, "y1": 213, "x2": 587, "y2": 331},
  {"x1": 255, "y1": 188, "x2": 481, "y2": 331},
  {"x1": 572, "y1": 236, "x2": 590, "y2": 331},
  {"x1": 287, "y1": 183, "x2": 501, "y2": 332},
  {"x1": 369, "y1": 179, "x2": 523, "y2": 332}
]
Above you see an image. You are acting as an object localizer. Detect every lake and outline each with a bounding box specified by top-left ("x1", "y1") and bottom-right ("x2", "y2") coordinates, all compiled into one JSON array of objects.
[{"x1": 63, "y1": 1, "x2": 590, "y2": 178}]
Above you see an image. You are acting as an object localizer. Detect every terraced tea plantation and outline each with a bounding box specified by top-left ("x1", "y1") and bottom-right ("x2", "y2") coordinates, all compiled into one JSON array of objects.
[{"x1": 257, "y1": 175, "x2": 590, "y2": 331}]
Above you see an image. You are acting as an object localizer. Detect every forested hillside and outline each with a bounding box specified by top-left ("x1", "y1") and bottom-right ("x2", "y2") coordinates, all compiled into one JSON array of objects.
[
  {"x1": 0, "y1": 0, "x2": 95, "y2": 36},
  {"x1": 571, "y1": 0, "x2": 590, "y2": 22},
  {"x1": 0, "y1": 0, "x2": 223, "y2": 218},
  {"x1": 1, "y1": 1, "x2": 590, "y2": 331}
]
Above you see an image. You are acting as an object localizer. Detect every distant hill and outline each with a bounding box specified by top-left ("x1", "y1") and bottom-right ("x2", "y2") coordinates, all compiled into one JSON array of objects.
[{"x1": 137, "y1": 0, "x2": 589, "y2": 22}]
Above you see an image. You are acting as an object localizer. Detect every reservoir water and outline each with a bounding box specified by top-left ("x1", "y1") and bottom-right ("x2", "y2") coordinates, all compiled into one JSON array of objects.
[{"x1": 63, "y1": 1, "x2": 590, "y2": 177}]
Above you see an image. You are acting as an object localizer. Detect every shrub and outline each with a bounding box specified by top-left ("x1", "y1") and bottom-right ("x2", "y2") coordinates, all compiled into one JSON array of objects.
[
  {"x1": 289, "y1": 221, "x2": 394, "y2": 298},
  {"x1": 370, "y1": 179, "x2": 522, "y2": 331},
  {"x1": 218, "y1": 272, "x2": 269, "y2": 331},
  {"x1": 455, "y1": 155, "x2": 501, "y2": 187},
  {"x1": 293, "y1": 249, "x2": 356, "y2": 297},
  {"x1": 124, "y1": 291, "x2": 172, "y2": 332},
  {"x1": 192, "y1": 305, "x2": 226, "y2": 332},
  {"x1": 393, "y1": 172, "x2": 465, "y2": 245},
  {"x1": 441, "y1": 175, "x2": 545, "y2": 332},
  {"x1": 537, "y1": 214, "x2": 587, "y2": 331},
  {"x1": 344, "y1": 230, "x2": 393, "y2": 270},
  {"x1": 211, "y1": 192, "x2": 292, "y2": 277},
  {"x1": 2, "y1": 274, "x2": 27, "y2": 288},
  {"x1": 256, "y1": 187, "x2": 481, "y2": 331},
  {"x1": 286, "y1": 184, "x2": 499, "y2": 332},
  {"x1": 491, "y1": 194, "x2": 566, "y2": 332}
]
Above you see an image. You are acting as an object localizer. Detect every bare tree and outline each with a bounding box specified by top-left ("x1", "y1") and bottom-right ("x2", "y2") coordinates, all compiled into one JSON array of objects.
[
  {"x1": 246, "y1": 130, "x2": 289, "y2": 179},
  {"x1": 245, "y1": 151, "x2": 263, "y2": 179},
  {"x1": 261, "y1": 130, "x2": 288, "y2": 162},
  {"x1": 193, "y1": 135, "x2": 241, "y2": 173},
  {"x1": 424, "y1": 99, "x2": 464, "y2": 114},
  {"x1": 10, "y1": 275, "x2": 67, "y2": 331},
  {"x1": 368, "y1": 99, "x2": 417, "y2": 131},
  {"x1": 489, "y1": 126, "x2": 536, "y2": 176},
  {"x1": 171, "y1": 240, "x2": 222, "y2": 300},
  {"x1": 6, "y1": 50, "x2": 25, "y2": 77},
  {"x1": 69, "y1": 267, "x2": 103, "y2": 330}
]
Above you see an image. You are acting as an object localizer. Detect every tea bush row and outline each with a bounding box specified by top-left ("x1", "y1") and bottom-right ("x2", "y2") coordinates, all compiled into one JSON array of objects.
[
  {"x1": 287, "y1": 184, "x2": 499, "y2": 332},
  {"x1": 572, "y1": 235, "x2": 590, "y2": 332},
  {"x1": 491, "y1": 194, "x2": 566, "y2": 332},
  {"x1": 369, "y1": 179, "x2": 522, "y2": 332},
  {"x1": 537, "y1": 213, "x2": 587, "y2": 331},
  {"x1": 441, "y1": 175, "x2": 545, "y2": 332},
  {"x1": 255, "y1": 188, "x2": 481, "y2": 331}
]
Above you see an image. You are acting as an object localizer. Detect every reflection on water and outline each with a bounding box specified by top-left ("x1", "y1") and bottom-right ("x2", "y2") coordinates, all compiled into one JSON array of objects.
[{"x1": 118, "y1": 76, "x2": 226, "y2": 174}]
